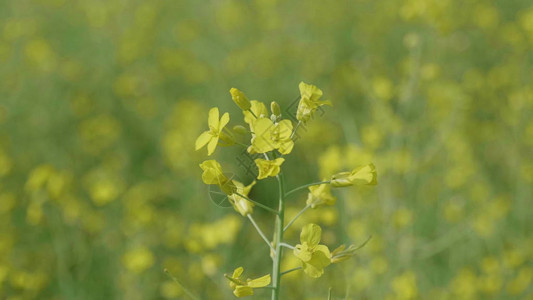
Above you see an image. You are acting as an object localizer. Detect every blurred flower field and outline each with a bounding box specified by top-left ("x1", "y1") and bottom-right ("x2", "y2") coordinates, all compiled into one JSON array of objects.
[{"x1": 1, "y1": 0, "x2": 533, "y2": 299}]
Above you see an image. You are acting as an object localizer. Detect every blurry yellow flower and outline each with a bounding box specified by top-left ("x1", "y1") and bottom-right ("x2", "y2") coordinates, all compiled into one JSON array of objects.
[
  {"x1": 250, "y1": 118, "x2": 294, "y2": 154},
  {"x1": 199, "y1": 160, "x2": 236, "y2": 195},
  {"x1": 296, "y1": 82, "x2": 331, "y2": 123},
  {"x1": 229, "y1": 180, "x2": 256, "y2": 216},
  {"x1": 122, "y1": 247, "x2": 155, "y2": 274},
  {"x1": 331, "y1": 163, "x2": 377, "y2": 187},
  {"x1": 254, "y1": 158, "x2": 285, "y2": 179},
  {"x1": 293, "y1": 223, "x2": 331, "y2": 278},
  {"x1": 306, "y1": 183, "x2": 336, "y2": 208},
  {"x1": 195, "y1": 107, "x2": 230, "y2": 155},
  {"x1": 506, "y1": 267, "x2": 532, "y2": 295},
  {"x1": 391, "y1": 271, "x2": 418, "y2": 300},
  {"x1": 225, "y1": 267, "x2": 271, "y2": 297},
  {"x1": 230, "y1": 88, "x2": 251, "y2": 111}
]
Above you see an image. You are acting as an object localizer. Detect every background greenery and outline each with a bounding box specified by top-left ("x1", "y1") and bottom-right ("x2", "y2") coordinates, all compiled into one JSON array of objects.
[{"x1": 1, "y1": 0, "x2": 532, "y2": 299}]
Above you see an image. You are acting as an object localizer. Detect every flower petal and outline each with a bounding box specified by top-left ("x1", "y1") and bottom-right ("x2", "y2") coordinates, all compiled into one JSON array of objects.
[
  {"x1": 276, "y1": 120, "x2": 293, "y2": 140},
  {"x1": 195, "y1": 131, "x2": 212, "y2": 150},
  {"x1": 234, "y1": 286, "x2": 254, "y2": 297},
  {"x1": 219, "y1": 112, "x2": 230, "y2": 130},
  {"x1": 232, "y1": 267, "x2": 244, "y2": 278},
  {"x1": 251, "y1": 118, "x2": 276, "y2": 153},
  {"x1": 208, "y1": 107, "x2": 220, "y2": 128},
  {"x1": 300, "y1": 223, "x2": 321, "y2": 247},
  {"x1": 247, "y1": 274, "x2": 271, "y2": 288},
  {"x1": 294, "y1": 245, "x2": 312, "y2": 262},
  {"x1": 207, "y1": 136, "x2": 219, "y2": 156}
]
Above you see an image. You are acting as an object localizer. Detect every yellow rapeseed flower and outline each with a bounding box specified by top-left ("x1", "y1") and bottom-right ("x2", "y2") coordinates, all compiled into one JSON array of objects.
[
  {"x1": 306, "y1": 182, "x2": 336, "y2": 208},
  {"x1": 243, "y1": 100, "x2": 268, "y2": 130},
  {"x1": 229, "y1": 180, "x2": 256, "y2": 216},
  {"x1": 199, "y1": 160, "x2": 236, "y2": 195},
  {"x1": 331, "y1": 163, "x2": 377, "y2": 187},
  {"x1": 225, "y1": 267, "x2": 271, "y2": 297},
  {"x1": 254, "y1": 158, "x2": 285, "y2": 179},
  {"x1": 250, "y1": 118, "x2": 294, "y2": 154},
  {"x1": 293, "y1": 223, "x2": 331, "y2": 278},
  {"x1": 296, "y1": 82, "x2": 332, "y2": 123},
  {"x1": 195, "y1": 107, "x2": 230, "y2": 155}
]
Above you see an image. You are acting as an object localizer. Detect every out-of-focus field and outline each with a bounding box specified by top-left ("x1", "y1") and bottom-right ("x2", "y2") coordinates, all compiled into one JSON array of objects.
[{"x1": 1, "y1": 0, "x2": 532, "y2": 299}]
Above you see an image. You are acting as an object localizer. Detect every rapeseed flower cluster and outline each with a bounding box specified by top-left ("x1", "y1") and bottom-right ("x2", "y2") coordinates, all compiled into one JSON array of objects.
[{"x1": 195, "y1": 83, "x2": 377, "y2": 298}]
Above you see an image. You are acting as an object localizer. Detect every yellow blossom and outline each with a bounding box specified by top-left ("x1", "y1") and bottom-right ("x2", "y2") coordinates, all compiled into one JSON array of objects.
[
  {"x1": 250, "y1": 118, "x2": 294, "y2": 154},
  {"x1": 331, "y1": 163, "x2": 377, "y2": 187},
  {"x1": 243, "y1": 100, "x2": 268, "y2": 130},
  {"x1": 254, "y1": 158, "x2": 285, "y2": 179},
  {"x1": 199, "y1": 160, "x2": 236, "y2": 195},
  {"x1": 306, "y1": 182, "x2": 336, "y2": 208},
  {"x1": 195, "y1": 107, "x2": 230, "y2": 155},
  {"x1": 293, "y1": 223, "x2": 331, "y2": 278},
  {"x1": 296, "y1": 82, "x2": 332, "y2": 123},
  {"x1": 225, "y1": 267, "x2": 271, "y2": 297},
  {"x1": 229, "y1": 180, "x2": 256, "y2": 216},
  {"x1": 230, "y1": 88, "x2": 251, "y2": 111}
]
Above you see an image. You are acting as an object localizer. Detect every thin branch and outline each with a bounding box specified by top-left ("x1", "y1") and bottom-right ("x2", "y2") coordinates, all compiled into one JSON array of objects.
[
  {"x1": 285, "y1": 181, "x2": 331, "y2": 198},
  {"x1": 279, "y1": 242, "x2": 295, "y2": 250},
  {"x1": 234, "y1": 192, "x2": 279, "y2": 215},
  {"x1": 164, "y1": 269, "x2": 200, "y2": 300},
  {"x1": 280, "y1": 267, "x2": 302, "y2": 276},
  {"x1": 248, "y1": 109, "x2": 258, "y2": 119},
  {"x1": 352, "y1": 235, "x2": 373, "y2": 251},
  {"x1": 290, "y1": 121, "x2": 301, "y2": 140},
  {"x1": 283, "y1": 204, "x2": 311, "y2": 232},
  {"x1": 247, "y1": 214, "x2": 275, "y2": 253}
]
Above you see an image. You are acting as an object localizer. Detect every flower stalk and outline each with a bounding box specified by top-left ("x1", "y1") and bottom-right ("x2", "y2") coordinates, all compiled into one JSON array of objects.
[
  {"x1": 285, "y1": 181, "x2": 331, "y2": 197},
  {"x1": 271, "y1": 173, "x2": 285, "y2": 300}
]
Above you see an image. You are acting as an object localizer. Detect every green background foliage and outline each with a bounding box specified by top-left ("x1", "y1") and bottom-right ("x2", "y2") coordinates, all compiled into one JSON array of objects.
[{"x1": 1, "y1": 0, "x2": 532, "y2": 299}]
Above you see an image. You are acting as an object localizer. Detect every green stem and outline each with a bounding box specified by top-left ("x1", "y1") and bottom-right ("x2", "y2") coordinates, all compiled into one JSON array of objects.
[
  {"x1": 285, "y1": 181, "x2": 331, "y2": 198},
  {"x1": 290, "y1": 121, "x2": 301, "y2": 140},
  {"x1": 271, "y1": 173, "x2": 285, "y2": 300},
  {"x1": 164, "y1": 269, "x2": 199, "y2": 300},
  {"x1": 281, "y1": 267, "x2": 302, "y2": 276},
  {"x1": 247, "y1": 214, "x2": 275, "y2": 253},
  {"x1": 279, "y1": 242, "x2": 295, "y2": 250},
  {"x1": 234, "y1": 192, "x2": 279, "y2": 215},
  {"x1": 284, "y1": 204, "x2": 311, "y2": 232},
  {"x1": 248, "y1": 109, "x2": 258, "y2": 119}
]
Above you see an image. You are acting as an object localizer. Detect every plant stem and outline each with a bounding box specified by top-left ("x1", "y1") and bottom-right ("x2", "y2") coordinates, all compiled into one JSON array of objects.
[
  {"x1": 234, "y1": 192, "x2": 279, "y2": 215},
  {"x1": 290, "y1": 121, "x2": 301, "y2": 140},
  {"x1": 164, "y1": 269, "x2": 199, "y2": 300},
  {"x1": 281, "y1": 267, "x2": 302, "y2": 276},
  {"x1": 247, "y1": 214, "x2": 275, "y2": 253},
  {"x1": 285, "y1": 181, "x2": 331, "y2": 197},
  {"x1": 283, "y1": 204, "x2": 311, "y2": 232},
  {"x1": 248, "y1": 109, "x2": 258, "y2": 119},
  {"x1": 279, "y1": 242, "x2": 295, "y2": 250},
  {"x1": 271, "y1": 173, "x2": 285, "y2": 300}
]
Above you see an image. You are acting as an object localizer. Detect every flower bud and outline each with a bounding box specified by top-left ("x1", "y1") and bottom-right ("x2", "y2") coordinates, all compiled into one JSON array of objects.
[
  {"x1": 230, "y1": 88, "x2": 251, "y2": 111},
  {"x1": 232, "y1": 125, "x2": 248, "y2": 135},
  {"x1": 331, "y1": 163, "x2": 377, "y2": 187},
  {"x1": 270, "y1": 101, "x2": 281, "y2": 117}
]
